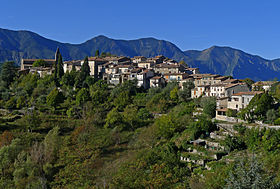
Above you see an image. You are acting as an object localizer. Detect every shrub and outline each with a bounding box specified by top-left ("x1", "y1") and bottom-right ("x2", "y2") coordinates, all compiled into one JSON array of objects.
[{"x1": 274, "y1": 118, "x2": 280, "y2": 125}]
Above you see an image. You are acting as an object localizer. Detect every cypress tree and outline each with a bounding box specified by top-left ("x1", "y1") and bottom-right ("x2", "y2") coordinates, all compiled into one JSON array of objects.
[
  {"x1": 56, "y1": 54, "x2": 64, "y2": 79},
  {"x1": 53, "y1": 48, "x2": 60, "y2": 80},
  {"x1": 95, "y1": 50, "x2": 100, "y2": 57},
  {"x1": 81, "y1": 56, "x2": 90, "y2": 79},
  {"x1": 75, "y1": 56, "x2": 90, "y2": 88}
]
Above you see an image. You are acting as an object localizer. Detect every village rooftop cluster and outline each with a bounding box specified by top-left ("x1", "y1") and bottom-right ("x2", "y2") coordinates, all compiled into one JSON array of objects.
[{"x1": 20, "y1": 49, "x2": 277, "y2": 120}]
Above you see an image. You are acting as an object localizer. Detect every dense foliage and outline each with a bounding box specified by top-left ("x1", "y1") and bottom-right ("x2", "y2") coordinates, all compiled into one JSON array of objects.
[{"x1": 0, "y1": 58, "x2": 280, "y2": 188}]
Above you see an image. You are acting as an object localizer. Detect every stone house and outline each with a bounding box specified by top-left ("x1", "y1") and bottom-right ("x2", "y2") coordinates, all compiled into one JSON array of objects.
[
  {"x1": 154, "y1": 63, "x2": 183, "y2": 74},
  {"x1": 82, "y1": 57, "x2": 107, "y2": 78},
  {"x1": 163, "y1": 73, "x2": 189, "y2": 82},
  {"x1": 21, "y1": 48, "x2": 60, "y2": 70},
  {"x1": 210, "y1": 83, "x2": 249, "y2": 98},
  {"x1": 137, "y1": 62, "x2": 155, "y2": 69},
  {"x1": 252, "y1": 81, "x2": 278, "y2": 91},
  {"x1": 191, "y1": 85, "x2": 211, "y2": 98},
  {"x1": 227, "y1": 91, "x2": 263, "y2": 111},
  {"x1": 104, "y1": 56, "x2": 131, "y2": 64},
  {"x1": 150, "y1": 76, "x2": 166, "y2": 88},
  {"x1": 132, "y1": 56, "x2": 147, "y2": 63},
  {"x1": 116, "y1": 65, "x2": 134, "y2": 74},
  {"x1": 191, "y1": 74, "x2": 221, "y2": 86},
  {"x1": 29, "y1": 67, "x2": 54, "y2": 77},
  {"x1": 186, "y1": 67, "x2": 200, "y2": 75},
  {"x1": 136, "y1": 69, "x2": 154, "y2": 89},
  {"x1": 63, "y1": 60, "x2": 82, "y2": 73}
]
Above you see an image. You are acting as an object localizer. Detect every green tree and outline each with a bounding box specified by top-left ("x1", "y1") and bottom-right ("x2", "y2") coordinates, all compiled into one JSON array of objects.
[
  {"x1": 0, "y1": 139, "x2": 22, "y2": 177},
  {"x1": 189, "y1": 116, "x2": 217, "y2": 139},
  {"x1": 226, "y1": 108, "x2": 237, "y2": 117},
  {"x1": 137, "y1": 108, "x2": 151, "y2": 120},
  {"x1": 0, "y1": 61, "x2": 17, "y2": 87},
  {"x1": 81, "y1": 56, "x2": 90, "y2": 77},
  {"x1": 90, "y1": 80, "x2": 109, "y2": 105},
  {"x1": 61, "y1": 70, "x2": 76, "y2": 86},
  {"x1": 266, "y1": 109, "x2": 278, "y2": 124},
  {"x1": 43, "y1": 126, "x2": 61, "y2": 163},
  {"x1": 46, "y1": 88, "x2": 64, "y2": 108},
  {"x1": 95, "y1": 49, "x2": 100, "y2": 57},
  {"x1": 200, "y1": 97, "x2": 216, "y2": 118},
  {"x1": 56, "y1": 53, "x2": 64, "y2": 80},
  {"x1": 19, "y1": 111, "x2": 42, "y2": 132},
  {"x1": 123, "y1": 105, "x2": 139, "y2": 130},
  {"x1": 32, "y1": 59, "x2": 47, "y2": 67},
  {"x1": 76, "y1": 88, "x2": 90, "y2": 106},
  {"x1": 226, "y1": 157, "x2": 279, "y2": 189},
  {"x1": 113, "y1": 91, "x2": 131, "y2": 111},
  {"x1": 178, "y1": 81, "x2": 194, "y2": 102},
  {"x1": 76, "y1": 56, "x2": 90, "y2": 88},
  {"x1": 16, "y1": 96, "x2": 26, "y2": 109},
  {"x1": 101, "y1": 52, "x2": 106, "y2": 57},
  {"x1": 170, "y1": 86, "x2": 179, "y2": 102},
  {"x1": 4, "y1": 96, "x2": 17, "y2": 109},
  {"x1": 222, "y1": 135, "x2": 246, "y2": 152},
  {"x1": 105, "y1": 108, "x2": 124, "y2": 129},
  {"x1": 239, "y1": 92, "x2": 274, "y2": 121},
  {"x1": 155, "y1": 114, "x2": 178, "y2": 139}
]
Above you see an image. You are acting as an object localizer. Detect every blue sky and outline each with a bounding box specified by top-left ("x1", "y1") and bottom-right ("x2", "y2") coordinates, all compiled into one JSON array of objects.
[{"x1": 1, "y1": 0, "x2": 280, "y2": 59}]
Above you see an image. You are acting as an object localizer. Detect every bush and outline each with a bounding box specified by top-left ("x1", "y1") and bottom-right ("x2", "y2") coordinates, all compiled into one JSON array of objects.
[
  {"x1": 274, "y1": 118, "x2": 280, "y2": 125},
  {"x1": 226, "y1": 109, "x2": 237, "y2": 117},
  {"x1": 5, "y1": 96, "x2": 17, "y2": 109},
  {"x1": 76, "y1": 88, "x2": 89, "y2": 106},
  {"x1": 266, "y1": 109, "x2": 278, "y2": 124},
  {"x1": 46, "y1": 88, "x2": 64, "y2": 108},
  {"x1": 233, "y1": 123, "x2": 246, "y2": 135},
  {"x1": 32, "y1": 59, "x2": 47, "y2": 67},
  {"x1": 200, "y1": 97, "x2": 216, "y2": 118}
]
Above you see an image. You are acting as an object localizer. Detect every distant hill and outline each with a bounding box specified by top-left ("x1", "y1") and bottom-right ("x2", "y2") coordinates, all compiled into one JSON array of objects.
[
  {"x1": 184, "y1": 46, "x2": 280, "y2": 81},
  {"x1": 0, "y1": 28, "x2": 187, "y2": 64},
  {"x1": 0, "y1": 28, "x2": 280, "y2": 80}
]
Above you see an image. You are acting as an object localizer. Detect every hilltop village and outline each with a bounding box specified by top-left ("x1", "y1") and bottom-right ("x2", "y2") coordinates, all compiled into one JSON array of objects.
[
  {"x1": 20, "y1": 49, "x2": 278, "y2": 120},
  {"x1": 0, "y1": 48, "x2": 280, "y2": 188}
]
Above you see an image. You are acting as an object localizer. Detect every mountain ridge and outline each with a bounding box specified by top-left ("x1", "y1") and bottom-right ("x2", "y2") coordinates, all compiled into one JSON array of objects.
[{"x1": 0, "y1": 28, "x2": 279, "y2": 80}]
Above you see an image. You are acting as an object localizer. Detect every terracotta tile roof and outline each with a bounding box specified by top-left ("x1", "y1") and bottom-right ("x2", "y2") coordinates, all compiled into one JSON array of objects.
[
  {"x1": 210, "y1": 83, "x2": 244, "y2": 88},
  {"x1": 215, "y1": 76, "x2": 229, "y2": 80},
  {"x1": 151, "y1": 76, "x2": 162, "y2": 80},
  {"x1": 232, "y1": 91, "x2": 263, "y2": 96},
  {"x1": 190, "y1": 74, "x2": 217, "y2": 78},
  {"x1": 64, "y1": 60, "x2": 82, "y2": 64},
  {"x1": 163, "y1": 73, "x2": 189, "y2": 76},
  {"x1": 115, "y1": 65, "x2": 132, "y2": 68},
  {"x1": 224, "y1": 83, "x2": 244, "y2": 89},
  {"x1": 252, "y1": 81, "x2": 278, "y2": 86},
  {"x1": 131, "y1": 67, "x2": 143, "y2": 73},
  {"x1": 22, "y1": 59, "x2": 56, "y2": 64},
  {"x1": 88, "y1": 57, "x2": 107, "y2": 61},
  {"x1": 155, "y1": 63, "x2": 179, "y2": 68}
]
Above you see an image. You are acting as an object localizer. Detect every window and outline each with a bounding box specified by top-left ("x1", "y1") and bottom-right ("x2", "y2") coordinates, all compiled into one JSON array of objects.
[{"x1": 236, "y1": 105, "x2": 238, "y2": 108}]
